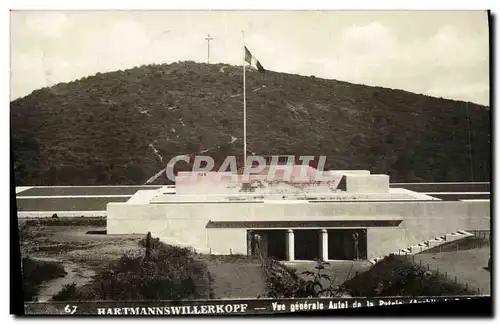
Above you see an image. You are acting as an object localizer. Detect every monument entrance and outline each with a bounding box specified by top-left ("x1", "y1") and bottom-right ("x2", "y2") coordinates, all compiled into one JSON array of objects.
[
  {"x1": 247, "y1": 229, "x2": 287, "y2": 260},
  {"x1": 328, "y1": 229, "x2": 367, "y2": 260},
  {"x1": 294, "y1": 229, "x2": 321, "y2": 260}
]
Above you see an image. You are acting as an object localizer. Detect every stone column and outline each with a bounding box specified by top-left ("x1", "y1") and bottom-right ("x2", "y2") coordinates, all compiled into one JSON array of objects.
[
  {"x1": 320, "y1": 229, "x2": 328, "y2": 261},
  {"x1": 286, "y1": 229, "x2": 295, "y2": 261}
]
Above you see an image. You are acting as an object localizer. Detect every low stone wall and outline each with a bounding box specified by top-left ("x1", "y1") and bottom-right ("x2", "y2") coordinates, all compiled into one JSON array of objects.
[{"x1": 173, "y1": 170, "x2": 377, "y2": 195}]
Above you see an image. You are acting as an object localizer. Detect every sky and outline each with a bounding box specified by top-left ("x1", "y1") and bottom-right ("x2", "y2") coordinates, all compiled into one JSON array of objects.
[{"x1": 10, "y1": 10, "x2": 490, "y2": 105}]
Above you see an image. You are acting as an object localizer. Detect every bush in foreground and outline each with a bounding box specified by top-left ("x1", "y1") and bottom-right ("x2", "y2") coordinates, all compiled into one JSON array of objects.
[
  {"x1": 51, "y1": 234, "x2": 214, "y2": 301},
  {"x1": 341, "y1": 254, "x2": 476, "y2": 296},
  {"x1": 262, "y1": 258, "x2": 350, "y2": 298},
  {"x1": 263, "y1": 258, "x2": 307, "y2": 298},
  {"x1": 51, "y1": 283, "x2": 79, "y2": 301},
  {"x1": 22, "y1": 257, "x2": 67, "y2": 301}
]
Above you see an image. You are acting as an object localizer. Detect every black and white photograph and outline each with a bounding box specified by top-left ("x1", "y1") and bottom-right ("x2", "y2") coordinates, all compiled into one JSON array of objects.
[{"x1": 9, "y1": 8, "x2": 491, "y2": 316}]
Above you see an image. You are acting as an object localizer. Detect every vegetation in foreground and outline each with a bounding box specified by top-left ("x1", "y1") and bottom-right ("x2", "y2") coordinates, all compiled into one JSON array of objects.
[
  {"x1": 263, "y1": 258, "x2": 351, "y2": 298},
  {"x1": 22, "y1": 257, "x2": 67, "y2": 301},
  {"x1": 11, "y1": 61, "x2": 490, "y2": 185},
  {"x1": 341, "y1": 254, "x2": 477, "y2": 297},
  {"x1": 51, "y1": 233, "x2": 214, "y2": 301},
  {"x1": 261, "y1": 254, "x2": 481, "y2": 298}
]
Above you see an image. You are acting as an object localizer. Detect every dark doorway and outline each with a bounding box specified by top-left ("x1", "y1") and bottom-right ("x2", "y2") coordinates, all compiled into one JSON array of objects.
[
  {"x1": 328, "y1": 229, "x2": 367, "y2": 260},
  {"x1": 248, "y1": 230, "x2": 286, "y2": 260},
  {"x1": 294, "y1": 230, "x2": 320, "y2": 260}
]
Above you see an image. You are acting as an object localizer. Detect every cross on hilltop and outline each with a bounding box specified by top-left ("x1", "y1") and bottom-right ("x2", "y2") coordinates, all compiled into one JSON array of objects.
[{"x1": 205, "y1": 34, "x2": 213, "y2": 64}]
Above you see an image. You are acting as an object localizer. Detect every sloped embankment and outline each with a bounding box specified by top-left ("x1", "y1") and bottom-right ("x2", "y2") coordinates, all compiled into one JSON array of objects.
[{"x1": 341, "y1": 255, "x2": 478, "y2": 297}]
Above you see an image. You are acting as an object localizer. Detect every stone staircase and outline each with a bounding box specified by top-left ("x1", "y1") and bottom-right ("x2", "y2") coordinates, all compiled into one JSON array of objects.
[{"x1": 369, "y1": 230, "x2": 474, "y2": 264}]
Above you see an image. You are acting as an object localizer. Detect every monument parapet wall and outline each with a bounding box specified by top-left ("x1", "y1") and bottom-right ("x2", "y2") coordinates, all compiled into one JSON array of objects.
[
  {"x1": 344, "y1": 174, "x2": 390, "y2": 193},
  {"x1": 107, "y1": 199, "x2": 490, "y2": 259},
  {"x1": 173, "y1": 170, "x2": 386, "y2": 195}
]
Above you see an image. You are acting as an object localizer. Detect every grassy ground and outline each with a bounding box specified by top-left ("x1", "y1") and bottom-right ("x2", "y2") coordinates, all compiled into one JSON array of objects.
[
  {"x1": 342, "y1": 254, "x2": 478, "y2": 297},
  {"x1": 22, "y1": 224, "x2": 143, "y2": 272},
  {"x1": 414, "y1": 242, "x2": 491, "y2": 295},
  {"x1": 195, "y1": 255, "x2": 266, "y2": 299},
  {"x1": 193, "y1": 255, "x2": 266, "y2": 298}
]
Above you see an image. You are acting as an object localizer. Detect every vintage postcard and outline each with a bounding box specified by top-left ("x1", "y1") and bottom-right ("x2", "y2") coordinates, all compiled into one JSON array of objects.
[{"x1": 10, "y1": 9, "x2": 491, "y2": 316}]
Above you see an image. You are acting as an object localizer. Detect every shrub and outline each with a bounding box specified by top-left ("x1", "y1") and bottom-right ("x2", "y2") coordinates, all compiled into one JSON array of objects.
[
  {"x1": 262, "y1": 258, "x2": 348, "y2": 298},
  {"x1": 263, "y1": 259, "x2": 307, "y2": 298},
  {"x1": 138, "y1": 234, "x2": 161, "y2": 250},
  {"x1": 51, "y1": 282, "x2": 101, "y2": 301},
  {"x1": 301, "y1": 259, "x2": 352, "y2": 297},
  {"x1": 51, "y1": 283, "x2": 78, "y2": 301},
  {"x1": 22, "y1": 257, "x2": 67, "y2": 301},
  {"x1": 18, "y1": 221, "x2": 34, "y2": 242},
  {"x1": 51, "y1": 234, "x2": 213, "y2": 301}
]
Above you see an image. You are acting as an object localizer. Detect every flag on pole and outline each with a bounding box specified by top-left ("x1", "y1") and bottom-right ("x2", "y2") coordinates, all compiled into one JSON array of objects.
[{"x1": 244, "y1": 46, "x2": 265, "y2": 72}]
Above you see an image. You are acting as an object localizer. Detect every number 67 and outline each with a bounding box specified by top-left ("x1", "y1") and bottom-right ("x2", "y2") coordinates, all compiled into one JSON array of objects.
[{"x1": 64, "y1": 305, "x2": 77, "y2": 314}]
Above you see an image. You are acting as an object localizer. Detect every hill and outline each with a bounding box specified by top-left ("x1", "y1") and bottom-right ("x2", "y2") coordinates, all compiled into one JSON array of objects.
[{"x1": 10, "y1": 61, "x2": 491, "y2": 185}]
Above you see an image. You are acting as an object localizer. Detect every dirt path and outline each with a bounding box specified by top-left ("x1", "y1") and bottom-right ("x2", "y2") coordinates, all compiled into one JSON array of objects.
[
  {"x1": 20, "y1": 224, "x2": 145, "y2": 302},
  {"x1": 33, "y1": 256, "x2": 96, "y2": 302}
]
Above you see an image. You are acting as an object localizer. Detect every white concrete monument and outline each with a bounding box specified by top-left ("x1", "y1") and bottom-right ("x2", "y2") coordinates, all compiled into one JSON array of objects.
[{"x1": 107, "y1": 167, "x2": 490, "y2": 261}]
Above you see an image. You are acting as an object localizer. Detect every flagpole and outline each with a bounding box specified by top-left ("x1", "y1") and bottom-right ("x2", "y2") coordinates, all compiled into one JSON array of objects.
[{"x1": 242, "y1": 30, "x2": 247, "y2": 170}]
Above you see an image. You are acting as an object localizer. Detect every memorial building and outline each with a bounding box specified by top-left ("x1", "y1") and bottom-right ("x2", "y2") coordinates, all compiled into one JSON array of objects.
[{"x1": 107, "y1": 165, "x2": 489, "y2": 262}]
